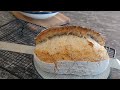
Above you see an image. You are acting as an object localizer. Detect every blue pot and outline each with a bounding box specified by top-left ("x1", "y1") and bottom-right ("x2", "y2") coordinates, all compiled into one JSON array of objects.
[
  {"x1": 20, "y1": 11, "x2": 59, "y2": 19},
  {"x1": 22, "y1": 11, "x2": 58, "y2": 14}
]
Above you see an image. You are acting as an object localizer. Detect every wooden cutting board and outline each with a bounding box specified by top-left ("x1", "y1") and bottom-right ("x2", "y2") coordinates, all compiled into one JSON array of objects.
[{"x1": 11, "y1": 11, "x2": 70, "y2": 28}]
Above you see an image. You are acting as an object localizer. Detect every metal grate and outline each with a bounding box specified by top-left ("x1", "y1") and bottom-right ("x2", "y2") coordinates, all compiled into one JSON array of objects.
[
  {"x1": 0, "y1": 19, "x2": 45, "y2": 46},
  {"x1": 0, "y1": 50, "x2": 42, "y2": 79},
  {"x1": 105, "y1": 46, "x2": 116, "y2": 58},
  {"x1": 0, "y1": 19, "x2": 46, "y2": 79}
]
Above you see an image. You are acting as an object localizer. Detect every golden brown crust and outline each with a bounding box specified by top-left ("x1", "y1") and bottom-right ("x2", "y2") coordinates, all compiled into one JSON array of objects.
[
  {"x1": 34, "y1": 26, "x2": 109, "y2": 63},
  {"x1": 35, "y1": 26, "x2": 105, "y2": 46}
]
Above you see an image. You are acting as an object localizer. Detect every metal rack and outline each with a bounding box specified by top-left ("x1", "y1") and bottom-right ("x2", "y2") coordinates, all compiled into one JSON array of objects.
[
  {"x1": 0, "y1": 19, "x2": 45, "y2": 79},
  {"x1": 0, "y1": 19, "x2": 116, "y2": 79},
  {"x1": 0, "y1": 19, "x2": 45, "y2": 46},
  {"x1": 0, "y1": 50, "x2": 42, "y2": 79}
]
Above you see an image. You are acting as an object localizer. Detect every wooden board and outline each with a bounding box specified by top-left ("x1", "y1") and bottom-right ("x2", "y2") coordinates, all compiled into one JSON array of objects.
[{"x1": 11, "y1": 11, "x2": 70, "y2": 28}]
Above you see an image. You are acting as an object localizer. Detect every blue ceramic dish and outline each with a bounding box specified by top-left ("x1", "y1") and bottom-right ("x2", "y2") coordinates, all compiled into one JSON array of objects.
[
  {"x1": 20, "y1": 11, "x2": 59, "y2": 19},
  {"x1": 22, "y1": 11, "x2": 58, "y2": 14}
]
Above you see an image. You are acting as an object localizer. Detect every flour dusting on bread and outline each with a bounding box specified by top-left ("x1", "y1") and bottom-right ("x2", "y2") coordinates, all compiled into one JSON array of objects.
[{"x1": 34, "y1": 26, "x2": 109, "y2": 63}]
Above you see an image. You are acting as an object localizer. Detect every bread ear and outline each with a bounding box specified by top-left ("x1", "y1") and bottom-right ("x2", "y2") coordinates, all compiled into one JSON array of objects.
[{"x1": 35, "y1": 26, "x2": 105, "y2": 46}]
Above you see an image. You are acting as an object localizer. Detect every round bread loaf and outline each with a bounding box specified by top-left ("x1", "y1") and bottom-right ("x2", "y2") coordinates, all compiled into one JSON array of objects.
[{"x1": 34, "y1": 26, "x2": 110, "y2": 76}]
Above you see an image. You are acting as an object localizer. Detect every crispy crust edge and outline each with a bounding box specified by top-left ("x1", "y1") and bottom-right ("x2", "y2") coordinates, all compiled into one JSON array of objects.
[{"x1": 35, "y1": 26, "x2": 105, "y2": 46}]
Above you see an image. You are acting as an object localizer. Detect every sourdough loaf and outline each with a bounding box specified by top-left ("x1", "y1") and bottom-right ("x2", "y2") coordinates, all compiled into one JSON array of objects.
[{"x1": 34, "y1": 26, "x2": 110, "y2": 76}]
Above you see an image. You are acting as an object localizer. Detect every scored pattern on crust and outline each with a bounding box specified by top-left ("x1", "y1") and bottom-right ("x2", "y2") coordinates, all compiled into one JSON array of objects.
[
  {"x1": 35, "y1": 26, "x2": 105, "y2": 46},
  {"x1": 34, "y1": 26, "x2": 110, "y2": 76}
]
